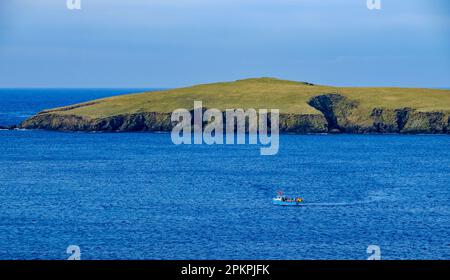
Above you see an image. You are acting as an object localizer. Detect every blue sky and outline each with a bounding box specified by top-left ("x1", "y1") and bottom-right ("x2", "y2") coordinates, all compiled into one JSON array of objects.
[{"x1": 0, "y1": 0, "x2": 449, "y2": 88}]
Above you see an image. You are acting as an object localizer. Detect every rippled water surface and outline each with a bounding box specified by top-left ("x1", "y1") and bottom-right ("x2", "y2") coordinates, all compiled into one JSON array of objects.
[{"x1": 0, "y1": 90, "x2": 449, "y2": 259}]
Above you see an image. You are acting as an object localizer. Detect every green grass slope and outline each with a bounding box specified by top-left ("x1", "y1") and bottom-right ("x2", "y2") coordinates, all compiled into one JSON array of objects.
[
  {"x1": 20, "y1": 77, "x2": 450, "y2": 134},
  {"x1": 43, "y1": 77, "x2": 450, "y2": 119}
]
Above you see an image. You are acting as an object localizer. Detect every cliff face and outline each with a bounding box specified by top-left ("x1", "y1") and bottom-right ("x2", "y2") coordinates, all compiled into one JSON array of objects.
[
  {"x1": 307, "y1": 94, "x2": 450, "y2": 134},
  {"x1": 19, "y1": 96, "x2": 450, "y2": 134},
  {"x1": 20, "y1": 112, "x2": 173, "y2": 132},
  {"x1": 307, "y1": 94, "x2": 358, "y2": 133},
  {"x1": 17, "y1": 78, "x2": 450, "y2": 134},
  {"x1": 279, "y1": 114, "x2": 327, "y2": 133},
  {"x1": 20, "y1": 111, "x2": 328, "y2": 133}
]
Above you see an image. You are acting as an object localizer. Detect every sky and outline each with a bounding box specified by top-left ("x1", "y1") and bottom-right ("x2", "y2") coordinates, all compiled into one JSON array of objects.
[{"x1": 0, "y1": 0, "x2": 449, "y2": 88}]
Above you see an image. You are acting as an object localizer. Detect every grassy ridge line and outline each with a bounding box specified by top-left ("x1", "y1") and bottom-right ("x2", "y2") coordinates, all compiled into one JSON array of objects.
[{"x1": 40, "y1": 77, "x2": 450, "y2": 119}]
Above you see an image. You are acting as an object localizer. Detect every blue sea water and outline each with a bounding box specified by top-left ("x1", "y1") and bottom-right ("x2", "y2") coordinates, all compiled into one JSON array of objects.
[
  {"x1": 0, "y1": 89, "x2": 449, "y2": 260},
  {"x1": 0, "y1": 88, "x2": 156, "y2": 126}
]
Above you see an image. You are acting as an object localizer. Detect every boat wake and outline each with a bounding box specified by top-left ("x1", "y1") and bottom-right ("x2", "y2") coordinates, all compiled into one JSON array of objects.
[
  {"x1": 301, "y1": 201, "x2": 371, "y2": 206},
  {"x1": 299, "y1": 190, "x2": 388, "y2": 207}
]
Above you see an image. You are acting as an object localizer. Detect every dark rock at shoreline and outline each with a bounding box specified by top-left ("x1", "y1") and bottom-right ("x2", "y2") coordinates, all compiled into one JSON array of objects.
[
  {"x1": 278, "y1": 114, "x2": 327, "y2": 133},
  {"x1": 308, "y1": 94, "x2": 358, "y2": 133},
  {"x1": 20, "y1": 112, "x2": 173, "y2": 132},
  {"x1": 0, "y1": 125, "x2": 17, "y2": 130},
  {"x1": 19, "y1": 93, "x2": 450, "y2": 135},
  {"x1": 20, "y1": 112, "x2": 329, "y2": 133},
  {"x1": 307, "y1": 94, "x2": 450, "y2": 134}
]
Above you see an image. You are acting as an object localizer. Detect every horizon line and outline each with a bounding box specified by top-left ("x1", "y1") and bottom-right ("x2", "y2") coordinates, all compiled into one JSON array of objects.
[
  {"x1": 0, "y1": 77, "x2": 449, "y2": 90},
  {"x1": 0, "y1": 85, "x2": 449, "y2": 90}
]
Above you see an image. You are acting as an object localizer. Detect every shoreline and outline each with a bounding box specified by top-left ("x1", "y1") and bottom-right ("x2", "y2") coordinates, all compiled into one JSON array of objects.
[
  {"x1": 11, "y1": 79, "x2": 450, "y2": 135},
  {"x1": 4, "y1": 126, "x2": 450, "y2": 136}
]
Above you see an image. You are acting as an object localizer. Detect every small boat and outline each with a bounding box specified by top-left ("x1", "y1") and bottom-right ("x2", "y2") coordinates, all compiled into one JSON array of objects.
[{"x1": 272, "y1": 191, "x2": 303, "y2": 206}]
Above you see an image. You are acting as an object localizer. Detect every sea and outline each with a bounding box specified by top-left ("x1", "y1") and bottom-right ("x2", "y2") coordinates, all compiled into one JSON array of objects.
[{"x1": 0, "y1": 89, "x2": 449, "y2": 260}]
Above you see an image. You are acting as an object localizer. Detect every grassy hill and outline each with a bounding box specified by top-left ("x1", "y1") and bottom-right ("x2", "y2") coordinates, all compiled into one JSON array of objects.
[{"x1": 20, "y1": 77, "x2": 450, "y2": 134}]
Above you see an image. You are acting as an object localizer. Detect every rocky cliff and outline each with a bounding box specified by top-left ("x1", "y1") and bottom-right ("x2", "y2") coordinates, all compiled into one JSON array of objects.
[
  {"x1": 20, "y1": 111, "x2": 328, "y2": 133},
  {"x1": 20, "y1": 112, "x2": 173, "y2": 132},
  {"x1": 307, "y1": 94, "x2": 449, "y2": 134},
  {"x1": 18, "y1": 78, "x2": 450, "y2": 134},
  {"x1": 20, "y1": 94, "x2": 450, "y2": 134}
]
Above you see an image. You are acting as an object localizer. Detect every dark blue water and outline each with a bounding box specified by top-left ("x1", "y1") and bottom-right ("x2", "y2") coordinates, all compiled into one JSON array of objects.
[
  {"x1": 0, "y1": 89, "x2": 158, "y2": 126},
  {"x1": 0, "y1": 90, "x2": 449, "y2": 260}
]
